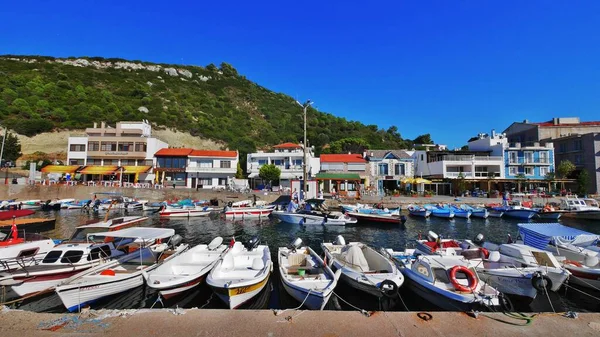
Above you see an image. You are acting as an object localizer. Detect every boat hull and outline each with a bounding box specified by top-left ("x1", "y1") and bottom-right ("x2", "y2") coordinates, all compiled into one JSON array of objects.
[
  {"x1": 224, "y1": 208, "x2": 273, "y2": 219},
  {"x1": 159, "y1": 210, "x2": 211, "y2": 217},
  {"x1": 504, "y1": 209, "x2": 536, "y2": 219},
  {"x1": 408, "y1": 209, "x2": 431, "y2": 217},
  {"x1": 346, "y1": 212, "x2": 402, "y2": 224},
  {"x1": 210, "y1": 273, "x2": 271, "y2": 309},
  {"x1": 56, "y1": 273, "x2": 145, "y2": 312},
  {"x1": 471, "y1": 210, "x2": 489, "y2": 219},
  {"x1": 271, "y1": 212, "x2": 347, "y2": 226},
  {"x1": 280, "y1": 278, "x2": 331, "y2": 310}
]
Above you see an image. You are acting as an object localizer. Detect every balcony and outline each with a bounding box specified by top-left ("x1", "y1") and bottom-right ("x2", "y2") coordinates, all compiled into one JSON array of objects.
[
  {"x1": 247, "y1": 164, "x2": 304, "y2": 172},
  {"x1": 436, "y1": 155, "x2": 502, "y2": 162},
  {"x1": 186, "y1": 166, "x2": 235, "y2": 173},
  {"x1": 508, "y1": 158, "x2": 552, "y2": 165},
  {"x1": 445, "y1": 172, "x2": 500, "y2": 178}
]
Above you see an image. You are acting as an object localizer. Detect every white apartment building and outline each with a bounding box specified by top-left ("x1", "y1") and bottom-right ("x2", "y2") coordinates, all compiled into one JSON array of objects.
[
  {"x1": 186, "y1": 150, "x2": 239, "y2": 189},
  {"x1": 246, "y1": 142, "x2": 318, "y2": 188}
]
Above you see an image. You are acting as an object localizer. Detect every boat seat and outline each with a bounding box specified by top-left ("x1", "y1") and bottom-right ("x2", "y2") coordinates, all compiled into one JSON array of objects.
[{"x1": 287, "y1": 254, "x2": 308, "y2": 267}]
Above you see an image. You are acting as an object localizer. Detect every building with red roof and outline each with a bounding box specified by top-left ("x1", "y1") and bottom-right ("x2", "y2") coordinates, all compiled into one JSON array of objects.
[
  {"x1": 317, "y1": 153, "x2": 367, "y2": 199},
  {"x1": 154, "y1": 147, "x2": 239, "y2": 189}
]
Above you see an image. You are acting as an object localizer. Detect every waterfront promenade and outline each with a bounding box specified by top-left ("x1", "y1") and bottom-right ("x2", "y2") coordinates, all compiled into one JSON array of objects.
[
  {"x1": 0, "y1": 308, "x2": 598, "y2": 336},
  {"x1": 0, "y1": 184, "x2": 565, "y2": 209}
]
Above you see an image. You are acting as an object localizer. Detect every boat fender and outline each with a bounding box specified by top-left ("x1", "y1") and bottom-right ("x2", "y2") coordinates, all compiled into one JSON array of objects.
[
  {"x1": 448, "y1": 265, "x2": 478, "y2": 293},
  {"x1": 379, "y1": 279, "x2": 398, "y2": 298},
  {"x1": 531, "y1": 273, "x2": 553, "y2": 292},
  {"x1": 479, "y1": 247, "x2": 490, "y2": 259},
  {"x1": 563, "y1": 260, "x2": 583, "y2": 268}
]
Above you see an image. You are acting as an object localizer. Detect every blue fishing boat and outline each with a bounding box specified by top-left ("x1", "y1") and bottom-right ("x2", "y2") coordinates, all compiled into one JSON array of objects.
[
  {"x1": 495, "y1": 200, "x2": 537, "y2": 220},
  {"x1": 424, "y1": 204, "x2": 454, "y2": 219},
  {"x1": 407, "y1": 205, "x2": 431, "y2": 217},
  {"x1": 448, "y1": 205, "x2": 471, "y2": 219}
]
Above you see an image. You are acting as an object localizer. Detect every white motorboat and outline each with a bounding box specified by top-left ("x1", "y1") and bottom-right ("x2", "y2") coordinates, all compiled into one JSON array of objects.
[
  {"x1": 278, "y1": 238, "x2": 339, "y2": 310},
  {"x1": 385, "y1": 249, "x2": 503, "y2": 311},
  {"x1": 321, "y1": 236, "x2": 403, "y2": 301},
  {"x1": 560, "y1": 196, "x2": 600, "y2": 220},
  {"x1": 223, "y1": 205, "x2": 274, "y2": 220},
  {"x1": 0, "y1": 224, "x2": 56, "y2": 272},
  {"x1": 206, "y1": 237, "x2": 272, "y2": 309},
  {"x1": 143, "y1": 237, "x2": 228, "y2": 299},
  {"x1": 271, "y1": 210, "x2": 355, "y2": 226},
  {"x1": 142, "y1": 202, "x2": 165, "y2": 212},
  {"x1": 0, "y1": 215, "x2": 148, "y2": 296},
  {"x1": 518, "y1": 223, "x2": 600, "y2": 289},
  {"x1": 415, "y1": 232, "x2": 570, "y2": 301},
  {"x1": 159, "y1": 205, "x2": 212, "y2": 217},
  {"x1": 55, "y1": 227, "x2": 187, "y2": 312}
]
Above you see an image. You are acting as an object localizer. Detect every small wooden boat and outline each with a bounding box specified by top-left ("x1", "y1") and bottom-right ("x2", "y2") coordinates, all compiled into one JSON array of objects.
[
  {"x1": 0, "y1": 218, "x2": 56, "y2": 233},
  {"x1": 278, "y1": 238, "x2": 339, "y2": 310},
  {"x1": 143, "y1": 237, "x2": 228, "y2": 299},
  {"x1": 407, "y1": 205, "x2": 431, "y2": 217},
  {"x1": 55, "y1": 227, "x2": 187, "y2": 312},
  {"x1": 0, "y1": 209, "x2": 35, "y2": 220},
  {"x1": 321, "y1": 236, "x2": 404, "y2": 300},
  {"x1": 159, "y1": 205, "x2": 212, "y2": 217},
  {"x1": 206, "y1": 237, "x2": 272, "y2": 309},
  {"x1": 346, "y1": 212, "x2": 406, "y2": 224}
]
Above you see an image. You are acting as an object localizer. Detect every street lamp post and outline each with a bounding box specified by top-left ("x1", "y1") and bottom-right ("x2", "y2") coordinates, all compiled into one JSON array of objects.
[{"x1": 296, "y1": 99, "x2": 313, "y2": 201}]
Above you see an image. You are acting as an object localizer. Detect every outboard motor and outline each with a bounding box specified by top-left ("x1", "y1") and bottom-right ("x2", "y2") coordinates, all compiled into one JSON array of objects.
[
  {"x1": 168, "y1": 234, "x2": 183, "y2": 249},
  {"x1": 507, "y1": 233, "x2": 513, "y2": 244},
  {"x1": 400, "y1": 215, "x2": 407, "y2": 225},
  {"x1": 288, "y1": 238, "x2": 303, "y2": 252},
  {"x1": 245, "y1": 236, "x2": 260, "y2": 251},
  {"x1": 334, "y1": 235, "x2": 346, "y2": 246},
  {"x1": 473, "y1": 233, "x2": 485, "y2": 246},
  {"x1": 427, "y1": 231, "x2": 439, "y2": 242}
]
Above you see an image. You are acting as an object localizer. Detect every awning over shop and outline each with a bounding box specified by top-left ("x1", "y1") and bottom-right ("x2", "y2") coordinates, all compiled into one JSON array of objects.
[
  {"x1": 40, "y1": 165, "x2": 81, "y2": 173},
  {"x1": 121, "y1": 166, "x2": 151, "y2": 174},
  {"x1": 77, "y1": 165, "x2": 118, "y2": 175},
  {"x1": 315, "y1": 173, "x2": 361, "y2": 180}
]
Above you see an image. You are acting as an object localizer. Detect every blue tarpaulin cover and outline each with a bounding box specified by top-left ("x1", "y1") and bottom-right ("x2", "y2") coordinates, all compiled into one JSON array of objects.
[{"x1": 518, "y1": 223, "x2": 600, "y2": 250}]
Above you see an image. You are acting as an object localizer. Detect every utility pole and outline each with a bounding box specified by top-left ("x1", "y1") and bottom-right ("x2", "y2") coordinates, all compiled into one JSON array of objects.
[
  {"x1": 296, "y1": 99, "x2": 313, "y2": 201},
  {"x1": 0, "y1": 127, "x2": 6, "y2": 185}
]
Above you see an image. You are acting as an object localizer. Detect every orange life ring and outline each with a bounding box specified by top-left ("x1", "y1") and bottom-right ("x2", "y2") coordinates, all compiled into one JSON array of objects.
[
  {"x1": 479, "y1": 247, "x2": 490, "y2": 259},
  {"x1": 564, "y1": 260, "x2": 583, "y2": 268},
  {"x1": 449, "y1": 265, "x2": 478, "y2": 293}
]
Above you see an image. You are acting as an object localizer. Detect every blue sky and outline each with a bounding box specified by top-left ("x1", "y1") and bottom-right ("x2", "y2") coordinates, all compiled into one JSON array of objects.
[{"x1": 2, "y1": 1, "x2": 600, "y2": 148}]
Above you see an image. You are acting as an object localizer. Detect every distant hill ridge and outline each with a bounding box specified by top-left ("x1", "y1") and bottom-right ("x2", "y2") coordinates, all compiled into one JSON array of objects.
[{"x1": 0, "y1": 55, "x2": 416, "y2": 157}]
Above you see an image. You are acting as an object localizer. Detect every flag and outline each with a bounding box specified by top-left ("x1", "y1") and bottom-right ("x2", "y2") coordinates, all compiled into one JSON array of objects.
[{"x1": 11, "y1": 217, "x2": 18, "y2": 240}]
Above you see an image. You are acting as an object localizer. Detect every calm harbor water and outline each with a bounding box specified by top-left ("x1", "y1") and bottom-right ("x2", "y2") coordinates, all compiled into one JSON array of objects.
[{"x1": 13, "y1": 208, "x2": 600, "y2": 313}]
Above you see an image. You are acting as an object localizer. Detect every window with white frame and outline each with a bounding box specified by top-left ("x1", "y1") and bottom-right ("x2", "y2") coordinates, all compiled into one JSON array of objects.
[
  {"x1": 524, "y1": 166, "x2": 534, "y2": 176},
  {"x1": 220, "y1": 161, "x2": 231, "y2": 168},
  {"x1": 539, "y1": 151, "x2": 549, "y2": 164},
  {"x1": 199, "y1": 178, "x2": 212, "y2": 186},
  {"x1": 540, "y1": 167, "x2": 548, "y2": 177},
  {"x1": 524, "y1": 151, "x2": 533, "y2": 164},
  {"x1": 395, "y1": 163, "x2": 405, "y2": 176},
  {"x1": 378, "y1": 164, "x2": 388, "y2": 175},
  {"x1": 198, "y1": 160, "x2": 213, "y2": 168},
  {"x1": 509, "y1": 151, "x2": 518, "y2": 164},
  {"x1": 509, "y1": 167, "x2": 518, "y2": 175},
  {"x1": 272, "y1": 159, "x2": 284, "y2": 166},
  {"x1": 218, "y1": 178, "x2": 227, "y2": 186}
]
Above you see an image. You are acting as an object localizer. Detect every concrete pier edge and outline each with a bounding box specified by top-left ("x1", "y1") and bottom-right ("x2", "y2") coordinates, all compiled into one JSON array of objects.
[{"x1": 0, "y1": 308, "x2": 599, "y2": 336}]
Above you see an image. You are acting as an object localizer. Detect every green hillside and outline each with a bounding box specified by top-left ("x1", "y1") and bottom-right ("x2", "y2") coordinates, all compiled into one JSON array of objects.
[{"x1": 0, "y1": 55, "x2": 418, "y2": 155}]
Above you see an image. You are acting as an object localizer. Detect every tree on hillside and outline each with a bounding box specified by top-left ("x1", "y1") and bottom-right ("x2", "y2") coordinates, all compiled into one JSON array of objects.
[
  {"x1": 577, "y1": 170, "x2": 590, "y2": 196},
  {"x1": 557, "y1": 160, "x2": 576, "y2": 189},
  {"x1": 325, "y1": 138, "x2": 370, "y2": 154},
  {"x1": 413, "y1": 134, "x2": 434, "y2": 145},
  {"x1": 0, "y1": 131, "x2": 22, "y2": 162},
  {"x1": 259, "y1": 164, "x2": 281, "y2": 187},
  {"x1": 235, "y1": 162, "x2": 244, "y2": 179}
]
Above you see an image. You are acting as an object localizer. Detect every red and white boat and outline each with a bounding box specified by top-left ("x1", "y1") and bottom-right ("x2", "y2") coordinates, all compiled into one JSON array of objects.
[
  {"x1": 223, "y1": 206, "x2": 274, "y2": 220},
  {"x1": 0, "y1": 215, "x2": 148, "y2": 297},
  {"x1": 0, "y1": 220, "x2": 56, "y2": 272}
]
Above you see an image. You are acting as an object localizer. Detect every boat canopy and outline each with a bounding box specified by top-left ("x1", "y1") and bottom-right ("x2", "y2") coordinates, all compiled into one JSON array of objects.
[
  {"x1": 88, "y1": 227, "x2": 175, "y2": 241},
  {"x1": 518, "y1": 223, "x2": 600, "y2": 250}
]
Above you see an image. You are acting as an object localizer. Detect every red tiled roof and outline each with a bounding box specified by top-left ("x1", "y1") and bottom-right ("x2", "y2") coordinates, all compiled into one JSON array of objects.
[
  {"x1": 534, "y1": 121, "x2": 600, "y2": 127},
  {"x1": 154, "y1": 148, "x2": 193, "y2": 156},
  {"x1": 189, "y1": 150, "x2": 237, "y2": 157},
  {"x1": 320, "y1": 154, "x2": 365, "y2": 163},
  {"x1": 273, "y1": 142, "x2": 302, "y2": 149}
]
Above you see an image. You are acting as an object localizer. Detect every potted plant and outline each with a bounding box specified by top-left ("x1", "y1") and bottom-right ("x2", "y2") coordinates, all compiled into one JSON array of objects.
[
  {"x1": 410, "y1": 190, "x2": 418, "y2": 198},
  {"x1": 424, "y1": 190, "x2": 433, "y2": 197}
]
